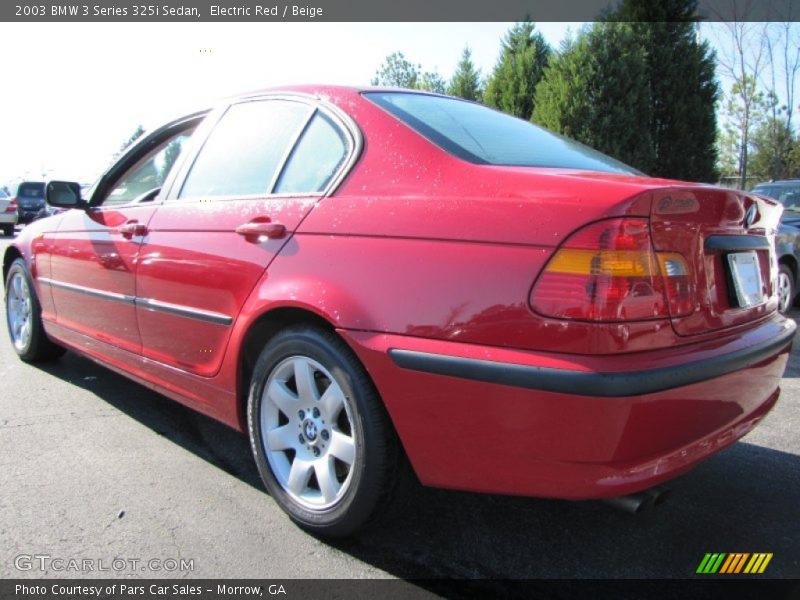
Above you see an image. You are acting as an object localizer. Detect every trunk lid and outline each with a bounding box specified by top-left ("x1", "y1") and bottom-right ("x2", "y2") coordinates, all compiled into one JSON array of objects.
[{"x1": 649, "y1": 187, "x2": 781, "y2": 336}]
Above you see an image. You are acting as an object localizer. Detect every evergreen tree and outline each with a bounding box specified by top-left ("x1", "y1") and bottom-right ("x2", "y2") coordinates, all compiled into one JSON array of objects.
[
  {"x1": 119, "y1": 125, "x2": 145, "y2": 153},
  {"x1": 608, "y1": 0, "x2": 719, "y2": 182},
  {"x1": 533, "y1": 23, "x2": 656, "y2": 172},
  {"x1": 371, "y1": 52, "x2": 419, "y2": 88},
  {"x1": 371, "y1": 52, "x2": 446, "y2": 93},
  {"x1": 449, "y1": 46, "x2": 482, "y2": 101},
  {"x1": 418, "y1": 71, "x2": 447, "y2": 94},
  {"x1": 483, "y1": 22, "x2": 551, "y2": 119},
  {"x1": 749, "y1": 115, "x2": 800, "y2": 181},
  {"x1": 718, "y1": 76, "x2": 768, "y2": 185}
]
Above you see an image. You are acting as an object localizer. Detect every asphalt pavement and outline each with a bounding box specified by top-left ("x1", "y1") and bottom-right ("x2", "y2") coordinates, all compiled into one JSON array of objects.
[{"x1": 1, "y1": 232, "x2": 798, "y2": 586}]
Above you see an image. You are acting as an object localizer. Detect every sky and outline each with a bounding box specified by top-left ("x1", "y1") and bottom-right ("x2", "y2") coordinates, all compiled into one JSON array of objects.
[
  {"x1": 0, "y1": 22, "x2": 578, "y2": 186},
  {"x1": 0, "y1": 21, "x2": 789, "y2": 187}
]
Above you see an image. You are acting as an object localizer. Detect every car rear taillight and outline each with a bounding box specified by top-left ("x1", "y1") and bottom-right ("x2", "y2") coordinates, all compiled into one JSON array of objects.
[
  {"x1": 530, "y1": 218, "x2": 693, "y2": 322},
  {"x1": 5, "y1": 199, "x2": 17, "y2": 212}
]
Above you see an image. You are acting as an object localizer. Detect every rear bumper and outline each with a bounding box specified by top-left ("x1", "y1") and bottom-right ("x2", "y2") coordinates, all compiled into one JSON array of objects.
[
  {"x1": 388, "y1": 323, "x2": 794, "y2": 397},
  {"x1": 341, "y1": 315, "x2": 794, "y2": 499},
  {"x1": 17, "y1": 210, "x2": 41, "y2": 224},
  {"x1": 0, "y1": 213, "x2": 17, "y2": 225}
]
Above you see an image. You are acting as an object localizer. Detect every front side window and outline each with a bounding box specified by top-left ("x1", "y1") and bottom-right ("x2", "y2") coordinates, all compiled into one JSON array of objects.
[
  {"x1": 179, "y1": 100, "x2": 312, "y2": 199},
  {"x1": 274, "y1": 112, "x2": 348, "y2": 194},
  {"x1": 102, "y1": 131, "x2": 193, "y2": 206},
  {"x1": 364, "y1": 92, "x2": 639, "y2": 175}
]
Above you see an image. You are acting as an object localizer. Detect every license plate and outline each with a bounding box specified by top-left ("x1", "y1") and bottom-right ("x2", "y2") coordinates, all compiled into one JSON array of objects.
[{"x1": 727, "y1": 251, "x2": 765, "y2": 308}]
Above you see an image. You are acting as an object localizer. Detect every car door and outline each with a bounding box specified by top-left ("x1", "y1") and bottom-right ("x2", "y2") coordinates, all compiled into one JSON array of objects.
[
  {"x1": 46, "y1": 119, "x2": 199, "y2": 354},
  {"x1": 135, "y1": 96, "x2": 355, "y2": 377}
]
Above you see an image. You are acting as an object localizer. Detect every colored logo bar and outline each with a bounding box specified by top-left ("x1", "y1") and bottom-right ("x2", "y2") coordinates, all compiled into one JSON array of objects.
[{"x1": 696, "y1": 553, "x2": 773, "y2": 574}]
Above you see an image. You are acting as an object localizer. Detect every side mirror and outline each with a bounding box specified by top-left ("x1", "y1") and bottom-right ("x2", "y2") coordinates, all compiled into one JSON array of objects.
[{"x1": 46, "y1": 181, "x2": 87, "y2": 209}]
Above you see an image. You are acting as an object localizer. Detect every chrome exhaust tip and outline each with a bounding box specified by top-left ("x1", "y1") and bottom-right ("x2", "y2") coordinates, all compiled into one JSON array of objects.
[{"x1": 602, "y1": 486, "x2": 670, "y2": 513}]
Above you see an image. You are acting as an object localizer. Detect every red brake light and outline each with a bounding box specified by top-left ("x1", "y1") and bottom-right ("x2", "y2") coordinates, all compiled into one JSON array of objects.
[
  {"x1": 530, "y1": 218, "x2": 693, "y2": 322},
  {"x1": 5, "y1": 198, "x2": 17, "y2": 212}
]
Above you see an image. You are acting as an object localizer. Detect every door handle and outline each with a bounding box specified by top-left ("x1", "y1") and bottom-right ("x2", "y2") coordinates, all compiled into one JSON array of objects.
[
  {"x1": 117, "y1": 222, "x2": 148, "y2": 239},
  {"x1": 235, "y1": 220, "x2": 287, "y2": 241}
]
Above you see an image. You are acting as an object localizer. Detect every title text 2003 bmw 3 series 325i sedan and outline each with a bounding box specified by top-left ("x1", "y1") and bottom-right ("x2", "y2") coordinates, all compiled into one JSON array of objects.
[{"x1": 4, "y1": 86, "x2": 795, "y2": 536}]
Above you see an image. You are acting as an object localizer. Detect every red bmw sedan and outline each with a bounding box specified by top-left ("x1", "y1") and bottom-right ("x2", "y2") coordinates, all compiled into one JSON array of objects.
[{"x1": 4, "y1": 86, "x2": 794, "y2": 536}]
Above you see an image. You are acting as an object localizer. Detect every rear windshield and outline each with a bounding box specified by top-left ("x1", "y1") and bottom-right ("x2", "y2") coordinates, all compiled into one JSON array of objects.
[
  {"x1": 17, "y1": 182, "x2": 45, "y2": 199},
  {"x1": 364, "y1": 92, "x2": 639, "y2": 175}
]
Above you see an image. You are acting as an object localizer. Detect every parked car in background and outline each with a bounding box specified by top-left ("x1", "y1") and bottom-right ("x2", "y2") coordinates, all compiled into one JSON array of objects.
[
  {"x1": 13, "y1": 181, "x2": 47, "y2": 225},
  {"x1": 751, "y1": 180, "x2": 800, "y2": 312},
  {"x1": 4, "y1": 87, "x2": 795, "y2": 536},
  {"x1": 0, "y1": 188, "x2": 17, "y2": 236}
]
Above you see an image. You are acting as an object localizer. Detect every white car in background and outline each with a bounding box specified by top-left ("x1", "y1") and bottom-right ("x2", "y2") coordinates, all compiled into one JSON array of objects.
[{"x1": 0, "y1": 189, "x2": 17, "y2": 237}]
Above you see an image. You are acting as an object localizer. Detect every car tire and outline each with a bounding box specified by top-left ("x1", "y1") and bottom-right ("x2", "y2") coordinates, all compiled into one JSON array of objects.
[
  {"x1": 247, "y1": 325, "x2": 398, "y2": 537},
  {"x1": 778, "y1": 264, "x2": 795, "y2": 314},
  {"x1": 1, "y1": 225, "x2": 12, "y2": 237},
  {"x1": 5, "y1": 258, "x2": 65, "y2": 362}
]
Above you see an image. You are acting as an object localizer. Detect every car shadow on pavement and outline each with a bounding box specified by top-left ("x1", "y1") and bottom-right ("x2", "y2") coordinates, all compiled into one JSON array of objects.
[
  {"x1": 33, "y1": 351, "x2": 800, "y2": 581},
  {"x1": 35, "y1": 350, "x2": 263, "y2": 491}
]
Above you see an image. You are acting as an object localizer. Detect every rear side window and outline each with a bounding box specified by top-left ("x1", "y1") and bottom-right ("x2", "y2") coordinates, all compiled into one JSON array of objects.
[
  {"x1": 274, "y1": 112, "x2": 348, "y2": 194},
  {"x1": 364, "y1": 92, "x2": 638, "y2": 175},
  {"x1": 180, "y1": 100, "x2": 312, "y2": 199}
]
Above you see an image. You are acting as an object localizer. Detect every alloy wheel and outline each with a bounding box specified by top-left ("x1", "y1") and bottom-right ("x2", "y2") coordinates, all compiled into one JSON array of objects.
[
  {"x1": 6, "y1": 271, "x2": 32, "y2": 352},
  {"x1": 260, "y1": 355, "x2": 357, "y2": 510},
  {"x1": 778, "y1": 270, "x2": 793, "y2": 313}
]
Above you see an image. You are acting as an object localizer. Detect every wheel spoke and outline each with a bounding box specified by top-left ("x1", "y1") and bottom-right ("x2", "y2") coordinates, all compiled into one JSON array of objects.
[
  {"x1": 294, "y1": 359, "x2": 318, "y2": 404},
  {"x1": 319, "y1": 383, "x2": 345, "y2": 420},
  {"x1": 266, "y1": 424, "x2": 296, "y2": 451},
  {"x1": 315, "y1": 457, "x2": 341, "y2": 504},
  {"x1": 329, "y1": 430, "x2": 356, "y2": 464},
  {"x1": 286, "y1": 458, "x2": 313, "y2": 495},
  {"x1": 267, "y1": 380, "x2": 297, "y2": 416}
]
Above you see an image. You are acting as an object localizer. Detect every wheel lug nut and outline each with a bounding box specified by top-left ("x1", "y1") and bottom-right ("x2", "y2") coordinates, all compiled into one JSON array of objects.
[
  {"x1": 298, "y1": 410, "x2": 305, "y2": 419},
  {"x1": 321, "y1": 430, "x2": 329, "y2": 441},
  {"x1": 312, "y1": 447, "x2": 320, "y2": 457},
  {"x1": 312, "y1": 408, "x2": 320, "y2": 418},
  {"x1": 298, "y1": 434, "x2": 305, "y2": 444}
]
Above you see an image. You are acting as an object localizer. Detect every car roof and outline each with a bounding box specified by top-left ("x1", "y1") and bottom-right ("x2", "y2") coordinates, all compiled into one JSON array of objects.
[{"x1": 232, "y1": 84, "x2": 450, "y2": 103}]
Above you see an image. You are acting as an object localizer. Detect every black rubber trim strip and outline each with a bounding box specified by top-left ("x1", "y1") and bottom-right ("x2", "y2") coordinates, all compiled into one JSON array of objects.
[
  {"x1": 705, "y1": 235, "x2": 770, "y2": 251},
  {"x1": 388, "y1": 323, "x2": 795, "y2": 397}
]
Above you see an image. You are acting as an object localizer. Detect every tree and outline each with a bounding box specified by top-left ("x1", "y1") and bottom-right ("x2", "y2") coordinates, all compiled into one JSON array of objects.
[
  {"x1": 418, "y1": 71, "x2": 447, "y2": 94},
  {"x1": 449, "y1": 46, "x2": 482, "y2": 101},
  {"x1": 749, "y1": 114, "x2": 800, "y2": 180},
  {"x1": 159, "y1": 139, "x2": 184, "y2": 180},
  {"x1": 119, "y1": 125, "x2": 145, "y2": 154},
  {"x1": 483, "y1": 22, "x2": 551, "y2": 119},
  {"x1": 371, "y1": 52, "x2": 446, "y2": 93},
  {"x1": 758, "y1": 21, "x2": 800, "y2": 181},
  {"x1": 532, "y1": 23, "x2": 656, "y2": 172},
  {"x1": 712, "y1": 15, "x2": 768, "y2": 188},
  {"x1": 718, "y1": 76, "x2": 768, "y2": 185},
  {"x1": 608, "y1": 0, "x2": 719, "y2": 182},
  {"x1": 371, "y1": 52, "x2": 419, "y2": 88}
]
